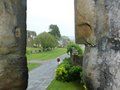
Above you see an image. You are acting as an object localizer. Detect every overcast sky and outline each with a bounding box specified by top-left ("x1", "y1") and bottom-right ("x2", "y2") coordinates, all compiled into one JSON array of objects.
[{"x1": 27, "y1": 0, "x2": 75, "y2": 37}]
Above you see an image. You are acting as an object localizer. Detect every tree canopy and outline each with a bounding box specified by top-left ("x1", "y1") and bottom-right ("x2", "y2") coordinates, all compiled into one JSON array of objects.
[
  {"x1": 35, "y1": 32, "x2": 58, "y2": 51},
  {"x1": 49, "y1": 24, "x2": 61, "y2": 40},
  {"x1": 67, "y1": 42, "x2": 83, "y2": 58}
]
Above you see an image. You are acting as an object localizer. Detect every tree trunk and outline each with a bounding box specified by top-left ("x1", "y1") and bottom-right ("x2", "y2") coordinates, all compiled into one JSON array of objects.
[
  {"x1": 75, "y1": 0, "x2": 120, "y2": 90},
  {"x1": 0, "y1": 0, "x2": 28, "y2": 90}
]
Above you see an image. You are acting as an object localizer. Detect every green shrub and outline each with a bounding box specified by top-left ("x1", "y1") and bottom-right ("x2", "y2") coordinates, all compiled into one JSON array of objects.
[
  {"x1": 55, "y1": 58, "x2": 82, "y2": 82},
  {"x1": 59, "y1": 58, "x2": 72, "y2": 70},
  {"x1": 69, "y1": 66, "x2": 82, "y2": 81},
  {"x1": 56, "y1": 58, "x2": 71, "y2": 81},
  {"x1": 55, "y1": 66, "x2": 69, "y2": 81},
  {"x1": 67, "y1": 42, "x2": 83, "y2": 57}
]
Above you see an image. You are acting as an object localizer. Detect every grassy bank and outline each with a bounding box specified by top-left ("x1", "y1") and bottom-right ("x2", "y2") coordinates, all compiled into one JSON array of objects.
[
  {"x1": 27, "y1": 63, "x2": 41, "y2": 71},
  {"x1": 47, "y1": 79, "x2": 84, "y2": 90},
  {"x1": 27, "y1": 48, "x2": 67, "y2": 60}
]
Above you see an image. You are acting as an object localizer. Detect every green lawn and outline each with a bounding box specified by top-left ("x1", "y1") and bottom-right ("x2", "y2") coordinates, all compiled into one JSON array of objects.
[
  {"x1": 47, "y1": 79, "x2": 84, "y2": 90},
  {"x1": 27, "y1": 63, "x2": 41, "y2": 71},
  {"x1": 26, "y1": 47, "x2": 41, "y2": 55},
  {"x1": 27, "y1": 48, "x2": 67, "y2": 60},
  {"x1": 26, "y1": 47, "x2": 40, "y2": 51}
]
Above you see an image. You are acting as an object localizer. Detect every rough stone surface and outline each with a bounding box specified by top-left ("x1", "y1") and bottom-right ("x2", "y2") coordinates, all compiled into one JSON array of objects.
[
  {"x1": 0, "y1": 0, "x2": 28, "y2": 90},
  {"x1": 75, "y1": 0, "x2": 96, "y2": 46},
  {"x1": 75, "y1": 0, "x2": 120, "y2": 90}
]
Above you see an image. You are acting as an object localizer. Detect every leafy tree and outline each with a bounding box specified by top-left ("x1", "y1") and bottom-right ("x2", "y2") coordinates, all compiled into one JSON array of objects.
[
  {"x1": 49, "y1": 24, "x2": 61, "y2": 40},
  {"x1": 67, "y1": 42, "x2": 83, "y2": 58},
  {"x1": 33, "y1": 37, "x2": 41, "y2": 47},
  {"x1": 37, "y1": 32, "x2": 58, "y2": 51}
]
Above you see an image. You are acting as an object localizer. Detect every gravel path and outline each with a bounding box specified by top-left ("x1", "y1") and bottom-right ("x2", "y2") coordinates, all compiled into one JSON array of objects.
[{"x1": 27, "y1": 54, "x2": 69, "y2": 90}]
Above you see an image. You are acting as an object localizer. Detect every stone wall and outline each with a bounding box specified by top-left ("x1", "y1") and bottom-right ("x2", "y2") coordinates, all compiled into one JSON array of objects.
[
  {"x1": 75, "y1": 0, "x2": 120, "y2": 90},
  {"x1": 0, "y1": 0, "x2": 28, "y2": 90}
]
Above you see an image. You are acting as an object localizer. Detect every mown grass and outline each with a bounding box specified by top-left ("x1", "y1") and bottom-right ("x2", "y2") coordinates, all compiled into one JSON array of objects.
[
  {"x1": 26, "y1": 47, "x2": 40, "y2": 51},
  {"x1": 47, "y1": 79, "x2": 84, "y2": 90},
  {"x1": 26, "y1": 48, "x2": 67, "y2": 61},
  {"x1": 27, "y1": 63, "x2": 41, "y2": 71}
]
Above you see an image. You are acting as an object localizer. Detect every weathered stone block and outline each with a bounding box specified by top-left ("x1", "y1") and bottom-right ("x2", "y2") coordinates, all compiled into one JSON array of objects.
[
  {"x1": 0, "y1": 0, "x2": 28, "y2": 89},
  {"x1": 75, "y1": 0, "x2": 96, "y2": 46}
]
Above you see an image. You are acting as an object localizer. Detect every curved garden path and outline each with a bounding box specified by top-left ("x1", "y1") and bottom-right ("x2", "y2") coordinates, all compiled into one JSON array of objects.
[{"x1": 27, "y1": 54, "x2": 69, "y2": 90}]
